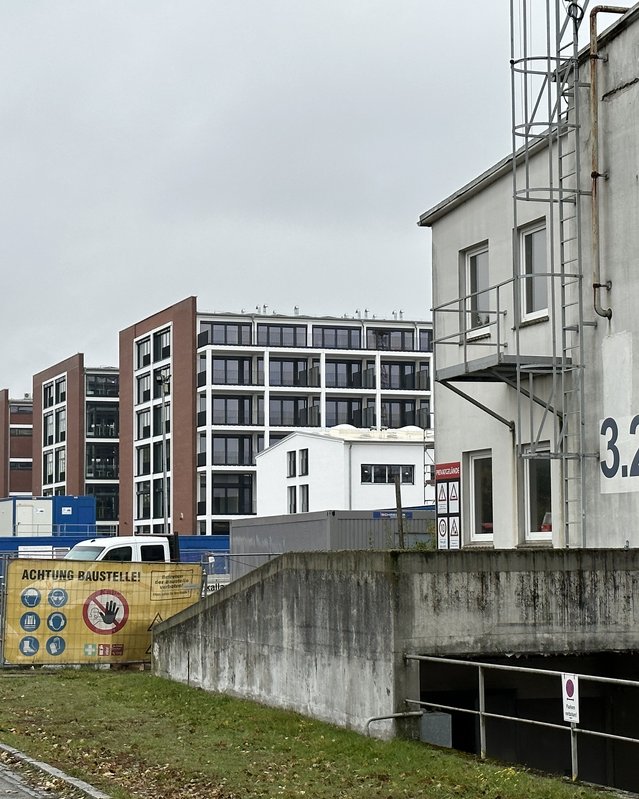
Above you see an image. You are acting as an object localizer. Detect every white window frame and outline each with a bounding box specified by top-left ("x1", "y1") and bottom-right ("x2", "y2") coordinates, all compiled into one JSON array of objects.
[
  {"x1": 520, "y1": 221, "x2": 548, "y2": 322},
  {"x1": 523, "y1": 444, "x2": 552, "y2": 541},
  {"x1": 465, "y1": 244, "x2": 490, "y2": 335},
  {"x1": 468, "y1": 450, "x2": 493, "y2": 542}
]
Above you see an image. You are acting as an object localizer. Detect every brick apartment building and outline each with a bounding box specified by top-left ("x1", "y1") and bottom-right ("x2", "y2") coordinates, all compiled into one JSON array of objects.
[
  {"x1": 119, "y1": 296, "x2": 433, "y2": 536},
  {"x1": 32, "y1": 354, "x2": 119, "y2": 533},
  {"x1": 0, "y1": 390, "x2": 33, "y2": 497}
]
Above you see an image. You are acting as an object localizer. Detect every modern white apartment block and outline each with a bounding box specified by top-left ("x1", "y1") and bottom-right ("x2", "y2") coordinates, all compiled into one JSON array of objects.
[
  {"x1": 419, "y1": 4, "x2": 639, "y2": 549},
  {"x1": 119, "y1": 297, "x2": 433, "y2": 536},
  {"x1": 256, "y1": 426, "x2": 435, "y2": 517},
  {"x1": 32, "y1": 354, "x2": 119, "y2": 533}
]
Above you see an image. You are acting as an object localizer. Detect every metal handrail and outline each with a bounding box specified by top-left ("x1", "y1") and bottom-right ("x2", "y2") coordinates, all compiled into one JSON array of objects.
[{"x1": 405, "y1": 653, "x2": 639, "y2": 785}]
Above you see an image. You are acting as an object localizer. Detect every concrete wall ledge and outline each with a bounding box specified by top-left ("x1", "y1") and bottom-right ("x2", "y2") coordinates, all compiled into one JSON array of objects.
[{"x1": 153, "y1": 549, "x2": 639, "y2": 736}]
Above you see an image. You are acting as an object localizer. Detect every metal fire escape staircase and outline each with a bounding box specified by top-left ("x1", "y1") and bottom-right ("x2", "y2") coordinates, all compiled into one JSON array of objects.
[{"x1": 511, "y1": 0, "x2": 592, "y2": 546}]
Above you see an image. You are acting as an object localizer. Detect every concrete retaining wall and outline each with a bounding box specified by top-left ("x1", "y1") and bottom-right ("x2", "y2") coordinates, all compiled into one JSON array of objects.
[{"x1": 153, "y1": 549, "x2": 639, "y2": 737}]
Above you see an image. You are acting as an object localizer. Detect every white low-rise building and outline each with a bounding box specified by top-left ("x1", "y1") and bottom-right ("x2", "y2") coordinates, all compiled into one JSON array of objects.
[
  {"x1": 419, "y1": 4, "x2": 639, "y2": 549},
  {"x1": 256, "y1": 425, "x2": 434, "y2": 516}
]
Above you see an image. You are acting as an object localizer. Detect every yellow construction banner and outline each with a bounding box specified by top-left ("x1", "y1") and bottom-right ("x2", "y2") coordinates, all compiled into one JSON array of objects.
[{"x1": 3, "y1": 559, "x2": 202, "y2": 665}]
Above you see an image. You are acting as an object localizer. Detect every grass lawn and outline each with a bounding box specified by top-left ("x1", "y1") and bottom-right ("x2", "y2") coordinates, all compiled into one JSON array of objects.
[{"x1": 0, "y1": 670, "x2": 610, "y2": 799}]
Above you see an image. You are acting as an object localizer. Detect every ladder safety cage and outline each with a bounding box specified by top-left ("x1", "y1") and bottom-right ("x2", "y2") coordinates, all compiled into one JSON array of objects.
[{"x1": 510, "y1": 0, "x2": 594, "y2": 547}]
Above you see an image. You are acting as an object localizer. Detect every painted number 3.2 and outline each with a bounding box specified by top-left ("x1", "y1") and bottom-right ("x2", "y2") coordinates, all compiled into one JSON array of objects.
[{"x1": 600, "y1": 416, "x2": 639, "y2": 478}]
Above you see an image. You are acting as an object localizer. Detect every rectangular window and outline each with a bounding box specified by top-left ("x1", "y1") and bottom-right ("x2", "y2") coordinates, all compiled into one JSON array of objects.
[
  {"x1": 288, "y1": 485, "x2": 297, "y2": 514},
  {"x1": 325, "y1": 398, "x2": 363, "y2": 427},
  {"x1": 324, "y1": 361, "x2": 362, "y2": 388},
  {"x1": 521, "y1": 222, "x2": 548, "y2": 318},
  {"x1": 55, "y1": 448, "x2": 66, "y2": 482},
  {"x1": 153, "y1": 367, "x2": 171, "y2": 399},
  {"x1": 270, "y1": 398, "x2": 319, "y2": 427},
  {"x1": 466, "y1": 245, "x2": 490, "y2": 329},
  {"x1": 136, "y1": 337, "x2": 151, "y2": 369},
  {"x1": 199, "y1": 321, "x2": 252, "y2": 346},
  {"x1": 419, "y1": 329, "x2": 433, "y2": 352},
  {"x1": 86, "y1": 374, "x2": 119, "y2": 397},
  {"x1": 257, "y1": 324, "x2": 307, "y2": 347},
  {"x1": 380, "y1": 362, "x2": 417, "y2": 390},
  {"x1": 153, "y1": 440, "x2": 170, "y2": 473},
  {"x1": 153, "y1": 402, "x2": 171, "y2": 435},
  {"x1": 469, "y1": 451, "x2": 493, "y2": 539},
  {"x1": 10, "y1": 428, "x2": 31, "y2": 437},
  {"x1": 55, "y1": 409, "x2": 66, "y2": 442},
  {"x1": 10, "y1": 461, "x2": 32, "y2": 470},
  {"x1": 525, "y1": 447, "x2": 552, "y2": 540},
  {"x1": 287, "y1": 451, "x2": 296, "y2": 477},
  {"x1": 381, "y1": 399, "x2": 417, "y2": 428},
  {"x1": 212, "y1": 358, "x2": 252, "y2": 385},
  {"x1": 212, "y1": 436, "x2": 252, "y2": 466},
  {"x1": 136, "y1": 409, "x2": 151, "y2": 440},
  {"x1": 212, "y1": 474, "x2": 253, "y2": 515},
  {"x1": 43, "y1": 413, "x2": 54, "y2": 446},
  {"x1": 153, "y1": 328, "x2": 171, "y2": 361},
  {"x1": 312, "y1": 326, "x2": 361, "y2": 349},
  {"x1": 366, "y1": 329, "x2": 414, "y2": 351},
  {"x1": 86, "y1": 403, "x2": 119, "y2": 438},
  {"x1": 43, "y1": 451, "x2": 54, "y2": 484},
  {"x1": 299, "y1": 484, "x2": 309, "y2": 512},
  {"x1": 360, "y1": 464, "x2": 414, "y2": 484},
  {"x1": 136, "y1": 481, "x2": 151, "y2": 519},
  {"x1": 269, "y1": 359, "x2": 312, "y2": 387},
  {"x1": 212, "y1": 396, "x2": 252, "y2": 425},
  {"x1": 136, "y1": 374, "x2": 151, "y2": 404},
  {"x1": 86, "y1": 443, "x2": 118, "y2": 479},
  {"x1": 55, "y1": 377, "x2": 66, "y2": 404},
  {"x1": 299, "y1": 448, "x2": 308, "y2": 476},
  {"x1": 43, "y1": 384, "x2": 54, "y2": 409},
  {"x1": 136, "y1": 445, "x2": 151, "y2": 476}
]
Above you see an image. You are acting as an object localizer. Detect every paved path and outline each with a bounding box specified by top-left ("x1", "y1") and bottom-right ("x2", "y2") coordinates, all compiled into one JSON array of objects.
[
  {"x1": 0, "y1": 746, "x2": 109, "y2": 799},
  {"x1": 0, "y1": 763, "x2": 55, "y2": 798}
]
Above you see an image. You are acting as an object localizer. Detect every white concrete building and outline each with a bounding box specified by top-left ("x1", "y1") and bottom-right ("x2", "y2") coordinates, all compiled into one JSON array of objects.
[
  {"x1": 256, "y1": 425, "x2": 434, "y2": 516},
  {"x1": 419, "y1": 4, "x2": 639, "y2": 549}
]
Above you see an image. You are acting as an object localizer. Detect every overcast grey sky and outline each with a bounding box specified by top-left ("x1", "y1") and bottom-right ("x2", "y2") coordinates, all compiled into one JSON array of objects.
[{"x1": 1, "y1": 1, "x2": 514, "y2": 396}]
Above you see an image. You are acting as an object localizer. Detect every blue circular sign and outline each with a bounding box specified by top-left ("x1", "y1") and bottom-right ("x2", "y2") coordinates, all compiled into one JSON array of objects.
[
  {"x1": 46, "y1": 637, "x2": 65, "y2": 657},
  {"x1": 20, "y1": 612, "x2": 41, "y2": 633},
  {"x1": 48, "y1": 588, "x2": 68, "y2": 608},
  {"x1": 47, "y1": 612, "x2": 67, "y2": 633},
  {"x1": 21, "y1": 588, "x2": 41, "y2": 608},
  {"x1": 19, "y1": 637, "x2": 39, "y2": 657}
]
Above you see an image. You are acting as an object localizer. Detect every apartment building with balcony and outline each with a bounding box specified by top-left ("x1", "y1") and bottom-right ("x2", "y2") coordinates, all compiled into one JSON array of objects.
[
  {"x1": 0, "y1": 390, "x2": 33, "y2": 497},
  {"x1": 32, "y1": 355, "x2": 119, "y2": 533},
  {"x1": 119, "y1": 296, "x2": 433, "y2": 536}
]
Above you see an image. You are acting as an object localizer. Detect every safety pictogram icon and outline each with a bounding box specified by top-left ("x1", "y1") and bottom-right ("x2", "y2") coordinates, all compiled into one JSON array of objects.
[{"x1": 82, "y1": 589, "x2": 129, "y2": 635}]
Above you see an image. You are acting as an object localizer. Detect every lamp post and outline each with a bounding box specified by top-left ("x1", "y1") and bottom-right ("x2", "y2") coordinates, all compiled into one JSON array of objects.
[{"x1": 155, "y1": 371, "x2": 171, "y2": 533}]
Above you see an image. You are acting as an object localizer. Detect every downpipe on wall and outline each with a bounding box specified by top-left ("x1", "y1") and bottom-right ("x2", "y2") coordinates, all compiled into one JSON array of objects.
[{"x1": 590, "y1": 5, "x2": 628, "y2": 319}]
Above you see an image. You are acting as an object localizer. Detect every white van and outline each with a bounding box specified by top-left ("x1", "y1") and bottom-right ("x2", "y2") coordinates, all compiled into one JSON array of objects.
[{"x1": 64, "y1": 535, "x2": 178, "y2": 563}]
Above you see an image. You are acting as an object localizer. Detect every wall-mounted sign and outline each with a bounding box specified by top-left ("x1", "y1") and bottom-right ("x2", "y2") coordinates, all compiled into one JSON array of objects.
[{"x1": 435, "y1": 462, "x2": 461, "y2": 550}]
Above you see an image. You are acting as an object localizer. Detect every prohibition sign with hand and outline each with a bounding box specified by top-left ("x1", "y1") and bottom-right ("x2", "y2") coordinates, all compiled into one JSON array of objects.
[{"x1": 82, "y1": 589, "x2": 129, "y2": 635}]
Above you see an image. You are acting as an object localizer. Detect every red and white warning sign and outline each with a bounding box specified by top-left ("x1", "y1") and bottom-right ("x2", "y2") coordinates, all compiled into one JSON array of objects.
[
  {"x1": 82, "y1": 589, "x2": 129, "y2": 635},
  {"x1": 436, "y1": 461, "x2": 462, "y2": 550},
  {"x1": 437, "y1": 482, "x2": 448, "y2": 515}
]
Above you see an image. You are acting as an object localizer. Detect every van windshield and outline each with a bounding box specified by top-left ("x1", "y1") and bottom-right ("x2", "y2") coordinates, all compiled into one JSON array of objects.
[{"x1": 64, "y1": 545, "x2": 105, "y2": 561}]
